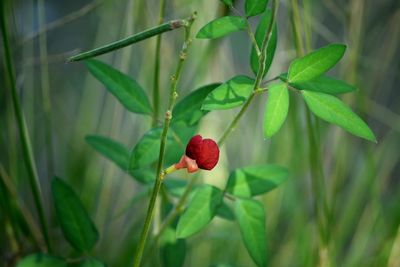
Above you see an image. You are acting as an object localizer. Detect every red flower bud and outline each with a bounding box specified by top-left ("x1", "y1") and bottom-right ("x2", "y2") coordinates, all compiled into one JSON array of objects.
[{"x1": 175, "y1": 135, "x2": 220, "y2": 172}]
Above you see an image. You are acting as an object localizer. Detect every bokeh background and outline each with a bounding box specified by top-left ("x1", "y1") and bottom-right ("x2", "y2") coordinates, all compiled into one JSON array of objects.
[{"x1": 1, "y1": 0, "x2": 400, "y2": 266}]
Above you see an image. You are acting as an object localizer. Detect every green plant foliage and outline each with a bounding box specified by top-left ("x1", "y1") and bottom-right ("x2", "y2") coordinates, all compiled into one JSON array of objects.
[
  {"x1": 245, "y1": 0, "x2": 269, "y2": 17},
  {"x1": 85, "y1": 135, "x2": 129, "y2": 171},
  {"x1": 291, "y1": 75, "x2": 356, "y2": 95},
  {"x1": 130, "y1": 168, "x2": 156, "y2": 184},
  {"x1": 264, "y1": 82, "x2": 289, "y2": 138},
  {"x1": 288, "y1": 44, "x2": 346, "y2": 83},
  {"x1": 161, "y1": 227, "x2": 186, "y2": 267},
  {"x1": 226, "y1": 165, "x2": 288, "y2": 198},
  {"x1": 72, "y1": 258, "x2": 107, "y2": 267},
  {"x1": 16, "y1": 254, "x2": 66, "y2": 267},
  {"x1": 250, "y1": 9, "x2": 278, "y2": 78},
  {"x1": 235, "y1": 198, "x2": 267, "y2": 267},
  {"x1": 202, "y1": 76, "x2": 254, "y2": 110},
  {"x1": 196, "y1": 16, "x2": 247, "y2": 39},
  {"x1": 129, "y1": 128, "x2": 164, "y2": 171},
  {"x1": 302, "y1": 90, "x2": 376, "y2": 142},
  {"x1": 173, "y1": 83, "x2": 220, "y2": 125},
  {"x1": 85, "y1": 59, "x2": 152, "y2": 115},
  {"x1": 219, "y1": 0, "x2": 233, "y2": 6},
  {"x1": 216, "y1": 200, "x2": 235, "y2": 221},
  {"x1": 176, "y1": 185, "x2": 224, "y2": 238},
  {"x1": 51, "y1": 178, "x2": 98, "y2": 253},
  {"x1": 163, "y1": 178, "x2": 189, "y2": 198}
]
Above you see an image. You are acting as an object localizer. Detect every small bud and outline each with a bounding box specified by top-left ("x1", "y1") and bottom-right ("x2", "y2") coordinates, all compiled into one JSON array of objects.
[{"x1": 175, "y1": 135, "x2": 220, "y2": 173}]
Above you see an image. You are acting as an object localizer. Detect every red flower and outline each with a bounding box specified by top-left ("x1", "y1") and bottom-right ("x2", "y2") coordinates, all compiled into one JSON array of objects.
[{"x1": 175, "y1": 135, "x2": 219, "y2": 173}]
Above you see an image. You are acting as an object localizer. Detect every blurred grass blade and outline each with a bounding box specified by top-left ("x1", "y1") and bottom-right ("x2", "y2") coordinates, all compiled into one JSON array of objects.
[
  {"x1": 226, "y1": 165, "x2": 288, "y2": 198},
  {"x1": 245, "y1": 0, "x2": 268, "y2": 17},
  {"x1": 52, "y1": 177, "x2": 98, "y2": 252},
  {"x1": 16, "y1": 253, "x2": 66, "y2": 267},
  {"x1": 67, "y1": 19, "x2": 185, "y2": 62},
  {"x1": 235, "y1": 198, "x2": 267, "y2": 267},
  {"x1": 291, "y1": 75, "x2": 357, "y2": 95},
  {"x1": 85, "y1": 59, "x2": 152, "y2": 115},
  {"x1": 250, "y1": 9, "x2": 278, "y2": 78},
  {"x1": 176, "y1": 185, "x2": 224, "y2": 238},
  {"x1": 288, "y1": 44, "x2": 346, "y2": 83},
  {"x1": 196, "y1": 16, "x2": 247, "y2": 39},
  {"x1": 263, "y1": 82, "x2": 289, "y2": 138},
  {"x1": 1, "y1": 1, "x2": 52, "y2": 252},
  {"x1": 85, "y1": 135, "x2": 129, "y2": 171},
  {"x1": 202, "y1": 76, "x2": 254, "y2": 110},
  {"x1": 302, "y1": 90, "x2": 376, "y2": 142},
  {"x1": 173, "y1": 83, "x2": 221, "y2": 125}
]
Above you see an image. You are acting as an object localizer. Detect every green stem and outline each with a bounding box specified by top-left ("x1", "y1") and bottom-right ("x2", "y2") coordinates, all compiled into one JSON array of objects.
[
  {"x1": 132, "y1": 13, "x2": 196, "y2": 267},
  {"x1": 0, "y1": 2, "x2": 52, "y2": 253},
  {"x1": 218, "y1": 0, "x2": 279, "y2": 146},
  {"x1": 152, "y1": 0, "x2": 166, "y2": 127},
  {"x1": 158, "y1": 175, "x2": 198, "y2": 237},
  {"x1": 141, "y1": 174, "x2": 198, "y2": 266},
  {"x1": 68, "y1": 19, "x2": 186, "y2": 62},
  {"x1": 230, "y1": 6, "x2": 261, "y2": 56}
]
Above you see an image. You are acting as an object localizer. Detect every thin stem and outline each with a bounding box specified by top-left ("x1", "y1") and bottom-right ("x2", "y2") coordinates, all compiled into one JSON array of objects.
[
  {"x1": 132, "y1": 13, "x2": 196, "y2": 267},
  {"x1": 230, "y1": 6, "x2": 261, "y2": 56},
  {"x1": 67, "y1": 18, "x2": 186, "y2": 62},
  {"x1": 159, "y1": 175, "x2": 198, "y2": 237},
  {"x1": 218, "y1": 0, "x2": 279, "y2": 146},
  {"x1": 141, "y1": 175, "x2": 199, "y2": 266},
  {"x1": 152, "y1": 0, "x2": 166, "y2": 127},
  {"x1": 0, "y1": 2, "x2": 52, "y2": 252},
  {"x1": 245, "y1": 19, "x2": 261, "y2": 56}
]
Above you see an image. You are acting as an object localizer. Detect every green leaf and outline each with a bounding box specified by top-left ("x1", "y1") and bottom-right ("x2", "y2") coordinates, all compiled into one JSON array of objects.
[
  {"x1": 263, "y1": 82, "x2": 289, "y2": 138},
  {"x1": 216, "y1": 200, "x2": 235, "y2": 221},
  {"x1": 173, "y1": 83, "x2": 220, "y2": 125},
  {"x1": 85, "y1": 59, "x2": 152, "y2": 115},
  {"x1": 163, "y1": 178, "x2": 189, "y2": 198},
  {"x1": 226, "y1": 165, "x2": 288, "y2": 198},
  {"x1": 291, "y1": 75, "x2": 356, "y2": 95},
  {"x1": 250, "y1": 9, "x2": 278, "y2": 78},
  {"x1": 16, "y1": 254, "x2": 66, "y2": 267},
  {"x1": 245, "y1": 0, "x2": 268, "y2": 17},
  {"x1": 288, "y1": 44, "x2": 346, "y2": 83},
  {"x1": 51, "y1": 178, "x2": 98, "y2": 253},
  {"x1": 302, "y1": 90, "x2": 376, "y2": 142},
  {"x1": 176, "y1": 185, "x2": 224, "y2": 238},
  {"x1": 161, "y1": 227, "x2": 186, "y2": 267},
  {"x1": 196, "y1": 16, "x2": 247, "y2": 39},
  {"x1": 85, "y1": 135, "x2": 129, "y2": 171},
  {"x1": 129, "y1": 128, "x2": 162, "y2": 171},
  {"x1": 130, "y1": 168, "x2": 156, "y2": 184},
  {"x1": 219, "y1": 0, "x2": 233, "y2": 6},
  {"x1": 202, "y1": 76, "x2": 254, "y2": 110},
  {"x1": 235, "y1": 198, "x2": 267, "y2": 267},
  {"x1": 75, "y1": 258, "x2": 106, "y2": 267}
]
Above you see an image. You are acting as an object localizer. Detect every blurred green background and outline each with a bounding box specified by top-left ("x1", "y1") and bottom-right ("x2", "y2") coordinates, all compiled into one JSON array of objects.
[{"x1": 1, "y1": 0, "x2": 400, "y2": 266}]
